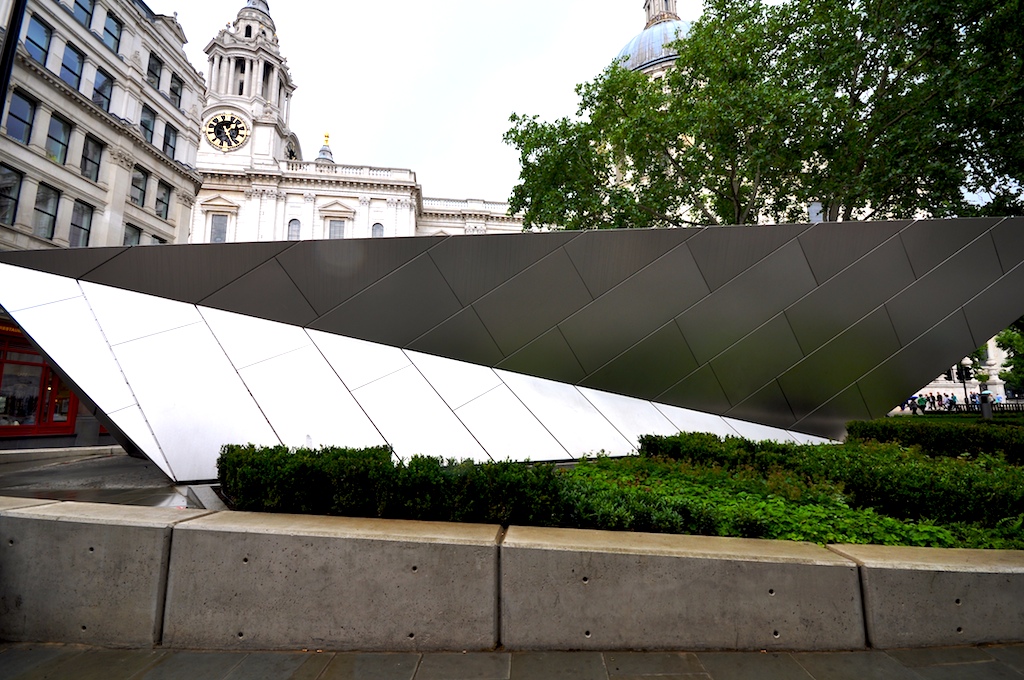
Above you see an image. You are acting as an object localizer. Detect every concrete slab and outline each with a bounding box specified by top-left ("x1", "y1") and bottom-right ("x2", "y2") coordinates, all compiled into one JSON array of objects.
[
  {"x1": 0, "y1": 496, "x2": 58, "y2": 512},
  {"x1": 830, "y1": 545, "x2": 1024, "y2": 648},
  {"x1": 162, "y1": 511, "x2": 501, "y2": 651},
  {"x1": 415, "y1": 652, "x2": 510, "y2": 680},
  {"x1": 0, "y1": 501, "x2": 211, "y2": 646},
  {"x1": 508, "y1": 652, "x2": 607, "y2": 680},
  {"x1": 792, "y1": 651, "x2": 922, "y2": 680},
  {"x1": 501, "y1": 527, "x2": 865, "y2": 651}
]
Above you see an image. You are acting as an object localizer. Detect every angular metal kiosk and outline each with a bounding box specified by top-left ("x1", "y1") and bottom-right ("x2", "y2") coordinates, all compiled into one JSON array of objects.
[{"x1": 0, "y1": 217, "x2": 1021, "y2": 482}]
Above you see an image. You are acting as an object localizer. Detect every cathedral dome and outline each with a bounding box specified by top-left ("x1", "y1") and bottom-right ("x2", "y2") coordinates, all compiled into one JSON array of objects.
[{"x1": 617, "y1": 18, "x2": 690, "y2": 73}]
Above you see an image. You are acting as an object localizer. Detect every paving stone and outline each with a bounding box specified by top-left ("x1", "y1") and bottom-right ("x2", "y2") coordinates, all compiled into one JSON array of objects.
[
  {"x1": 988, "y1": 646, "x2": 1024, "y2": 674},
  {"x1": 793, "y1": 651, "x2": 922, "y2": 680},
  {"x1": 317, "y1": 653, "x2": 419, "y2": 680},
  {"x1": 221, "y1": 652, "x2": 313, "y2": 679},
  {"x1": 415, "y1": 652, "x2": 510, "y2": 679},
  {"x1": 0, "y1": 645, "x2": 85, "y2": 680},
  {"x1": 910, "y1": 661, "x2": 1024, "y2": 679},
  {"x1": 609, "y1": 675, "x2": 709, "y2": 680},
  {"x1": 285, "y1": 654, "x2": 336, "y2": 680},
  {"x1": 138, "y1": 651, "x2": 245, "y2": 680},
  {"x1": 38, "y1": 649, "x2": 167, "y2": 679},
  {"x1": 510, "y1": 652, "x2": 608, "y2": 680},
  {"x1": 697, "y1": 652, "x2": 814, "y2": 680},
  {"x1": 887, "y1": 647, "x2": 996, "y2": 667},
  {"x1": 604, "y1": 652, "x2": 705, "y2": 675}
]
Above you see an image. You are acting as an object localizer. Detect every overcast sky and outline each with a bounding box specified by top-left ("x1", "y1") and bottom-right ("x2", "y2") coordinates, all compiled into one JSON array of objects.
[{"x1": 166, "y1": 0, "x2": 704, "y2": 202}]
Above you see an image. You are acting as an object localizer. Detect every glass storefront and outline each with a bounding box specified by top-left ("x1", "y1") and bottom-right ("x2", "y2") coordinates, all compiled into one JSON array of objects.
[{"x1": 0, "y1": 325, "x2": 77, "y2": 437}]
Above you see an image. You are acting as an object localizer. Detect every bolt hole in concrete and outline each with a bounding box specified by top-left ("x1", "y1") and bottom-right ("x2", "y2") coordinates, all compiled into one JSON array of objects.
[
  {"x1": 582, "y1": 576, "x2": 589, "y2": 584},
  {"x1": 773, "y1": 631, "x2": 780, "y2": 638},
  {"x1": 243, "y1": 557, "x2": 248, "y2": 563},
  {"x1": 957, "y1": 627, "x2": 964, "y2": 633},
  {"x1": 412, "y1": 565, "x2": 417, "y2": 572},
  {"x1": 7, "y1": 539, "x2": 12, "y2": 545},
  {"x1": 89, "y1": 547, "x2": 94, "y2": 552},
  {"x1": 408, "y1": 633, "x2": 415, "y2": 639},
  {"x1": 81, "y1": 626, "x2": 86, "y2": 631},
  {"x1": 585, "y1": 631, "x2": 591, "y2": 638},
  {"x1": 768, "y1": 588, "x2": 775, "y2": 596},
  {"x1": 955, "y1": 598, "x2": 962, "y2": 605},
  {"x1": 238, "y1": 632, "x2": 244, "y2": 638}
]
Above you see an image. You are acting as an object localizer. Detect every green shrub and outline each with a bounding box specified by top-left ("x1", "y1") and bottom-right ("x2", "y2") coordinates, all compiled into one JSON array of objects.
[{"x1": 846, "y1": 418, "x2": 1024, "y2": 463}]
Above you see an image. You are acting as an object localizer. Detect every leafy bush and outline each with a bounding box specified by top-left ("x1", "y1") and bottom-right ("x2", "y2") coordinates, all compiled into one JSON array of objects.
[{"x1": 846, "y1": 418, "x2": 1024, "y2": 463}]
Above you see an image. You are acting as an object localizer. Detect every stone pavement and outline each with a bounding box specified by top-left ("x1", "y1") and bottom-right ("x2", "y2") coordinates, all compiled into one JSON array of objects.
[{"x1": 2, "y1": 644, "x2": 1024, "y2": 679}]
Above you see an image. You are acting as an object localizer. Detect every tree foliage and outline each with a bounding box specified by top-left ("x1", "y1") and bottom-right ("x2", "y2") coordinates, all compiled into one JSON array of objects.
[
  {"x1": 505, "y1": 0, "x2": 1023, "y2": 228},
  {"x1": 997, "y1": 316, "x2": 1024, "y2": 394}
]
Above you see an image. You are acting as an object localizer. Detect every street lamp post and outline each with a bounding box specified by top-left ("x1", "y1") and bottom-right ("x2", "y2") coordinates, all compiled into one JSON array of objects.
[{"x1": 959, "y1": 357, "x2": 973, "y2": 403}]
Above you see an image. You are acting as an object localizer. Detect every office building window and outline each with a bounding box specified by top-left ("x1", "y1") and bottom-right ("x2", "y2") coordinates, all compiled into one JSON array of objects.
[
  {"x1": 102, "y1": 13, "x2": 122, "y2": 52},
  {"x1": 0, "y1": 165, "x2": 22, "y2": 225},
  {"x1": 162, "y1": 124, "x2": 177, "y2": 158},
  {"x1": 33, "y1": 184, "x2": 59, "y2": 239},
  {"x1": 59, "y1": 44, "x2": 84, "y2": 89},
  {"x1": 80, "y1": 135, "x2": 102, "y2": 182},
  {"x1": 69, "y1": 200, "x2": 92, "y2": 247},
  {"x1": 151, "y1": 235, "x2": 166, "y2": 245},
  {"x1": 287, "y1": 219, "x2": 300, "y2": 240},
  {"x1": 139, "y1": 105, "x2": 155, "y2": 143},
  {"x1": 146, "y1": 54, "x2": 163, "y2": 89},
  {"x1": 5, "y1": 92, "x2": 35, "y2": 144},
  {"x1": 123, "y1": 223, "x2": 141, "y2": 246},
  {"x1": 155, "y1": 181, "x2": 171, "y2": 219},
  {"x1": 329, "y1": 219, "x2": 345, "y2": 239},
  {"x1": 25, "y1": 15, "x2": 51, "y2": 64},
  {"x1": 211, "y1": 214, "x2": 227, "y2": 243},
  {"x1": 371, "y1": 222, "x2": 384, "y2": 238},
  {"x1": 44, "y1": 115, "x2": 72, "y2": 164},
  {"x1": 169, "y1": 74, "x2": 183, "y2": 108},
  {"x1": 130, "y1": 166, "x2": 147, "y2": 206},
  {"x1": 92, "y1": 69, "x2": 113, "y2": 111},
  {"x1": 72, "y1": 0, "x2": 94, "y2": 27}
]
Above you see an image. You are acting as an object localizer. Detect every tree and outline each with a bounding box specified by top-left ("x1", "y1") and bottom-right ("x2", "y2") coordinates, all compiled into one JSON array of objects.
[
  {"x1": 504, "y1": 0, "x2": 1023, "y2": 229},
  {"x1": 997, "y1": 316, "x2": 1024, "y2": 395}
]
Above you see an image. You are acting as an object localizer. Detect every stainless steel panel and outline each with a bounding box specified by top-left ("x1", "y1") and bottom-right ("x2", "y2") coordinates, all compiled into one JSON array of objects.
[
  {"x1": 657, "y1": 364, "x2": 733, "y2": 414},
  {"x1": 559, "y1": 245, "x2": 710, "y2": 373},
  {"x1": 237, "y1": 345, "x2": 385, "y2": 449},
  {"x1": 276, "y1": 237, "x2": 438, "y2": 315},
  {"x1": 454, "y1": 384, "x2": 570, "y2": 461},
  {"x1": 991, "y1": 217, "x2": 1024, "y2": 273},
  {"x1": 578, "y1": 323, "x2": 698, "y2": 401},
  {"x1": 307, "y1": 329, "x2": 411, "y2": 391},
  {"x1": 785, "y1": 237, "x2": 915, "y2": 354},
  {"x1": 496, "y1": 329, "x2": 586, "y2": 384},
  {"x1": 0, "y1": 245, "x2": 125, "y2": 279},
  {"x1": 429, "y1": 231, "x2": 582, "y2": 305},
  {"x1": 963, "y1": 262, "x2": 1024, "y2": 349},
  {"x1": 81, "y1": 281, "x2": 203, "y2": 346},
  {"x1": 309, "y1": 255, "x2": 462, "y2": 347},
  {"x1": 722, "y1": 416, "x2": 798, "y2": 443},
  {"x1": 725, "y1": 381, "x2": 797, "y2": 430},
  {"x1": 709, "y1": 315, "x2": 805, "y2": 406},
  {"x1": 676, "y1": 241, "x2": 818, "y2": 364},
  {"x1": 563, "y1": 228, "x2": 699, "y2": 298},
  {"x1": 792, "y1": 385, "x2": 873, "y2": 440},
  {"x1": 495, "y1": 369, "x2": 634, "y2": 457},
  {"x1": 473, "y1": 249, "x2": 594, "y2": 356},
  {"x1": 652, "y1": 403, "x2": 742, "y2": 438},
  {"x1": 199, "y1": 258, "x2": 318, "y2": 327},
  {"x1": 83, "y1": 241, "x2": 295, "y2": 303},
  {"x1": 899, "y1": 218, "x2": 997, "y2": 278},
  {"x1": 406, "y1": 307, "x2": 504, "y2": 367},
  {"x1": 199, "y1": 306, "x2": 311, "y2": 370},
  {"x1": 105, "y1": 403, "x2": 172, "y2": 480},
  {"x1": 577, "y1": 387, "x2": 680, "y2": 443},
  {"x1": 0, "y1": 264, "x2": 82, "y2": 312},
  {"x1": 787, "y1": 431, "x2": 834, "y2": 445},
  {"x1": 686, "y1": 223, "x2": 812, "y2": 290},
  {"x1": 10, "y1": 296, "x2": 136, "y2": 414},
  {"x1": 111, "y1": 322, "x2": 280, "y2": 482},
  {"x1": 350, "y1": 365, "x2": 488, "y2": 462},
  {"x1": 797, "y1": 220, "x2": 910, "y2": 284},
  {"x1": 885, "y1": 237, "x2": 1003, "y2": 345},
  {"x1": 779, "y1": 308, "x2": 902, "y2": 421},
  {"x1": 406, "y1": 350, "x2": 503, "y2": 410}
]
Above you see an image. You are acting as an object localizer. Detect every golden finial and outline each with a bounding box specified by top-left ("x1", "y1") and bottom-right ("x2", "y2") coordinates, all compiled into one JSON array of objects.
[{"x1": 324, "y1": 133, "x2": 329, "y2": 146}]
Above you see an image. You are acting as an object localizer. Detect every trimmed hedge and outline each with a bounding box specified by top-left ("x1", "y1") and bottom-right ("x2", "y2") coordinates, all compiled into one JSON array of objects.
[{"x1": 846, "y1": 418, "x2": 1024, "y2": 463}]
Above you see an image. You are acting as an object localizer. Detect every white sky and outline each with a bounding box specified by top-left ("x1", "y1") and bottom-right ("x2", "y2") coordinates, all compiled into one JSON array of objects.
[{"x1": 164, "y1": 0, "x2": 705, "y2": 202}]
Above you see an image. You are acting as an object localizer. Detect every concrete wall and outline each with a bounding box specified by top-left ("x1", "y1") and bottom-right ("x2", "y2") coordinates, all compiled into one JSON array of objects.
[{"x1": 1, "y1": 496, "x2": 1023, "y2": 651}]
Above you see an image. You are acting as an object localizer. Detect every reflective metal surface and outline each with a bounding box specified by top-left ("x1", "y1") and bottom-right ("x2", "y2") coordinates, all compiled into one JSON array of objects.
[
  {"x1": 200, "y1": 306, "x2": 311, "y2": 370},
  {"x1": 577, "y1": 387, "x2": 680, "y2": 443},
  {"x1": 309, "y1": 329, "x2": 411, "y2": 391},
  {"x1": 81, "y1": 282, "x2": 203, "y2": 346},
  {"x1": 105, "y1": 403, "x2": 171, "y2": 479},
  {"x1": 0, "y1": 264, "x2": 82, "y2": 312},
  {"x1": 406, "y1": 350, "x2": 503, "y2": 411},
  {"x1": 653, "y1": 403, "x2": 741, "y2": 439},
  {"x1": 453, "y1": 384, "x2": 570, "y2": 462}
]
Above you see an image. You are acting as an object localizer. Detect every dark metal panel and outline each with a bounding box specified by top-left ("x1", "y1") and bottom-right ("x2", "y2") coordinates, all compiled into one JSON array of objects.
[
  {"x1": 407, "y1": 306, "x2": 505, "y2": 367},
  {"x1": 83, "y1": 241, "x2": 296, "y2": 303},
  {"x1": 686, "y1": 222, "x2": 812, "y2": 291},
  {"x1": 558, "y1": 243, "x2": 710, "y2": 372},
  {"x1": 198, "y1": 258, "x2": 318, "y2": 326},
  {"x1": 857, "y1": 311, "x2": 976, "y2": 419},
  {"x1": 0, "y1": 246, "x2": 127, "y2": 280},
  {"x1": 676, "y1": 241, "x2": 818, "y2": 364},
  {"x1": 656, "y1": 364, "x2": 733, "y2": 414},
  {"x1": 797, "y1": 220, "x2": 910, "y2": 284},
  {"x1": 496, "y1": 328, "x2": 587, "y2": 384},
  {"x1": 885, "y1": 237, "x2": 1003, "y2": 345},
  {"x1": 276, "y1": 237, "x2": 439, "y2": 315},
  {"x1": 963, "y1": 261, "x2": 1024, "y2": 349},
  {"x1": 428, "y1": 231, "x2": 581, "y2": 306},
  {"x1": 785, "y1": 238, "x2": 914, "y2": 355},
  {"x1": 792, "y1": 385, "x2": 873, "y2": 440},
  {"x1": 473, "y1": 248, "x2": 594, "y2": 356},
  {"x1": 899, "y1": 217, "x2": 998, "y2": 277},
  {"x1": 991, "y1": 217, "x2": 1024, "y2": 274},
  {"x1": 778, "y1": 307, "x2": 901, "y2": 421},
  {"x1": 308, "y1": 254, "x2": 463, "y2": 348},
  {"x1": 563, "y1": 228, "x2": 700, "y2": 298},
  {"x1": 726, "y1": 381, "x2": 797, "y2": 430},
  {"x1": 579, "y1": 322, "x2": 699, "y2": 401},
  {"x1": 709, "y1": 315, "x2": 806, "y2": 406}
]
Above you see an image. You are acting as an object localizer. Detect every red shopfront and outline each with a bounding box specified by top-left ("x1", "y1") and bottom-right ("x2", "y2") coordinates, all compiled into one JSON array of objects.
[{"x1": 0, "y1": 324, "x2": 78, "y2": 438}]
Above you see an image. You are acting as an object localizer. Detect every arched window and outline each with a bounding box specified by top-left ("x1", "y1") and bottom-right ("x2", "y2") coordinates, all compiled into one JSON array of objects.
[
  {"x1": 288, "y1": 219, "x2": 300, "y2": 240},
  {"x1": 244, "y1": 25, "x2": 252, "y2": 38},
  {"x1": 371, "y1": 222, "x2": 384, "y2": 238}
]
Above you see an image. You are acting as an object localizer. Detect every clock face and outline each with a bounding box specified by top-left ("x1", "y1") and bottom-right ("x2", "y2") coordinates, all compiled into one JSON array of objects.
[{"x1": 204, "y1": 113, "x2": 250, "y2": 151}]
